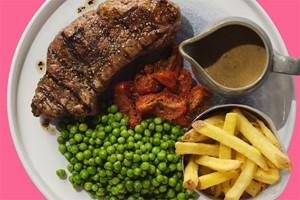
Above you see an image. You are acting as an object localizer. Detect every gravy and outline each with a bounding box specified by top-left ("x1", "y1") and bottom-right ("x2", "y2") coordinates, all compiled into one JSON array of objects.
[{"x1": 188, "y1": 25, "x2": 267, "y2": 88}]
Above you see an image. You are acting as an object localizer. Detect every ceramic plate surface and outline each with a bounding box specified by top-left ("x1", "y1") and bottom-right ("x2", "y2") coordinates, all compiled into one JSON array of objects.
[{"x1": 8, "y1": 0, "x2": 296, "y2": 199}]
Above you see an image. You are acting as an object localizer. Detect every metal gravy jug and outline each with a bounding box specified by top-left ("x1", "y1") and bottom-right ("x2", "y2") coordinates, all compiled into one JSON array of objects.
[{"x1": 179, "y1": 17, "x2": 300, "y2": 97}]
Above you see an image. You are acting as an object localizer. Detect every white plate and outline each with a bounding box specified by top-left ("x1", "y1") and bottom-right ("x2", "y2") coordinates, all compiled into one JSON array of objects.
[{"x1": 7, "y1": 0, "x2": 296, "y2": 199}]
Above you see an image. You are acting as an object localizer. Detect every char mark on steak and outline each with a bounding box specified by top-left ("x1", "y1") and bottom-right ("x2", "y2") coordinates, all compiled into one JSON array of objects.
[{"x1": 31, "y1": 0, "x2": 181, "y2": 118}]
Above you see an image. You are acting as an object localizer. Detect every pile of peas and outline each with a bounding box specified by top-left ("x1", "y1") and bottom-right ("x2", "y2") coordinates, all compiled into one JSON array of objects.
[{"x1": 56, "y1": 103, "x2": 196, "y2": 200}]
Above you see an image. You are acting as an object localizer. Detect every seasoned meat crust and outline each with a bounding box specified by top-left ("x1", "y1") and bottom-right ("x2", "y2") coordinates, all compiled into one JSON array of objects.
[{"x1": 31, "y1": 0, "x2": 181, "y2": 117}]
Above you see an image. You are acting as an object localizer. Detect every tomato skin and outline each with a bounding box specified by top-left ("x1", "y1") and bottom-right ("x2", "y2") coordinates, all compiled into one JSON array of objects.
[
  {"x1": 173, "y1": 85, "x2": 212, "y2": 126},
  {"x1": 136, "y1": 89, "x2": 187, "y2": 120},
  {"x1": 134, "y1": 74, "x2": 162, "y2": 95},
  {"x1": 173, "y1": 69, "x2": 192, "y2": 97},
  {"x1": 152, "y1": 44, "x2": 183, "y2": 88},
  {"x1": 135, "y1": 93, "x2": 160, "y2": 113},
  {"x1": 186, "y1": 85, "x2": 212, "y2": 115},
  {"x1": 152, "y1": 71, "x2": 178, "y2": 88},
  {"x1": 134, "y1": 64, "x2": 163, "y2": 95},
  {"x1": 113, "y1": 81, "x2": 141, "y2": 128},
  {"x1": 152, "y1": 90, "x2": 187, "y2": 119}
]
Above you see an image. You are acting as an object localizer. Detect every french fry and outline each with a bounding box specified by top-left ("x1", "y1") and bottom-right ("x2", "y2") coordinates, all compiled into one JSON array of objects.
[
  {"x1": 219, "y1": 113, "x2": 237, "y2": 159},
  {"x1": 198, "y1": 171, "x2": 238, "y2": 190},
  {"x1": 192, "y1": 121, "x2": 268, "y2": 170},
  {"x1": 241, "y1": 109, "x2": 280, "y2": 149},
  {"x1": 175, "y1": 142, "x2": 219, "y2": 157},
  {"x1": 245, "y1": 180, "x2": 262, "y2": 197},
  {"x1": 235, "y1": 152, "x2": 247, "y2": 166},
  {"x1": 183, "y1": 157, "x2": 199, "y2": 190},
  {"x1": 254, "y1": 167, "x2": 280, "y2": 184},
  {"x1": 204, "y1": 113, "x2": 225, "y2": 128},
  {"x1": 239, "y1": 111, "x2": 281, "y2": 149},
  {"x1": 256, "y1": 119, "x2": 281, "y2": 149},
  {"x1": 234, "y1": 109, "x2": 291, "y2": 171},
  {"x1": 225, "y1": 159, "x2": 258, "y2": 200},
  {"x1": 194, "y1": 155, "x2": 242, "y2": 172},
  {"x1": 182, "y1": 129, "x2": 209, "y2": 142}
]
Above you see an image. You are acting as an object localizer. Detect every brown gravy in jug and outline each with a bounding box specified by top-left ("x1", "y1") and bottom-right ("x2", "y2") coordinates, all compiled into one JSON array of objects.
[{"x1": 189, "y1": 25, "x2": 267, "y2": 88}]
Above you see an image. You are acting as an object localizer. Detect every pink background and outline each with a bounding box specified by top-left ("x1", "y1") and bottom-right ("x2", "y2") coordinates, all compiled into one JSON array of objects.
[{"x1": 0, "y1": 0, "x2": 299, "y2": 199}]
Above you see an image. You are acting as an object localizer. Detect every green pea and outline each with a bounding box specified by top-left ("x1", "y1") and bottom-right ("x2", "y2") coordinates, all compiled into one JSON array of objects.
[
  {"x1": 134, "y1": 125, "x2": 144, "y2": 134},
  {"x1": 104, "y1": 162, "x2": 113, "y2": 170},
  {"x1": 80, "y1": 169, "x2": 89, "y2": 179},
  {"x1": 87, "y1": 166, "x2": 97, "y2": 175},
  {"x1": 99, "y1": 149, "x2": 107, "y2": 160},
  {"x1": 140, "y1": 154, "x2": 149, "y2": 162},
  {"x1": 163, "y1": 122, "x2": 171, "y2": 131},
  {"x1": 153, "y1": 117, "x2": 163, "y2": 125},
  {"x1": 157, "y1": 151, "x2": 166, "y2": 161},
  {"x1": 140, "y1": 120, "x2": 148, "y2": 129},
  {"x1": 113, "y1": 161, "x2": 122, "y2": 171},
  {"x1": 126, "y1": 169, "x2": 134, "y2": 177},
  {"x1": 134, "y1": 180, "x2": 143, "y2": 192},
  {"x1": 155, "y1": 125, "x2": 163, "y2": 132},
  {"x1": 57, "y1": 136, "x2": 64, "y2": 144},
  {"x1": 134, "y1": 168, "x2": 142, "y2": 176},
  {"x1": 151, "y1": 146, "x2": 160, "y2": 154},
  {"x1": 143, "y1": 129, "x2": 151, "y2": 137},
  {"x1": 140, "y1": 162, "x2": 150, "y2": 171},
  {"x1": 157, "y1": 162, "x2": 167, "y2": 171},
  {"x1": 105, "y1": 125, "x2": 113, "y2": 133},
  {"x1": 109, "y1": 104, "x2": 118, "y2": 113},
  {"x1": 79, "y1": 123, "x2": 88, "y2": 132},
  {"x1": 171, "y1": 126, "x2": 181, "y2": 135},
  {"x1": 109, "y1": 135, "x2": 117, "y2": 144},
  {"x1": 56, "y1": 169, "x2": 66, "y2": 178},
  {"x1": 58, "y1": 144, "x2": 67, "y2": 154},
  {"x1": 133, "y1": 154, "x2": 141, "y2": 163},
  {"x1": 110, "y1": 128, "x2": 120, "y2": 137},
  {"x1": 97, "y1": 130, "x2": 106, "y2": 140},
  {"x1": 120, "y1": 130, "x2": 129, "y2": 138},
  {"x1": 148, "y1": 122, "x2": 155, "y2": 131},
  {"x1": 148, "y1": 165, "x2": 156, "y2": 174},
  {"x1": 70, "y1": 125, "x2": 78, "y2": 134},
  {"x1": 125, "y1": 180, "x2": 134, "y2": 191},
  {"x1": 117, "y1": 137, "x2": 125, "y2": 144},
  {"x1": 113, "y1": 112, "x2": 123, "y2": 121},
  {"x1": 70, "y1": 145, "x2": 79, "y2": 154},
  {"x1": 107, "y1": 146, "x2": 116, "y2": 155},
  {"x1": 120, "y1": 118, "x2": 129, "y2": 126},
  {"x1": 159, "y1": 185, "x2": 167, "y2": 193},
  {"x1": 108, "y1": 154, "x2": 117, "y2": 163},
  {"x1": 160, "y1": 142, "x2": 169, "y2": 150},
  {"x1": 84, "y1": 182, "x2": 93, "y2": 191},
  {"x1": 167, "y1": 188, "x2": 175, "y2": 198}
]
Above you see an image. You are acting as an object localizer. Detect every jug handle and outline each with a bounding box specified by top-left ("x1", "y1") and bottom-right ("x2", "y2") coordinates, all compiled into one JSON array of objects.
[{"x1": 272, "y1": 54, "x2": 300, "y2": 75}]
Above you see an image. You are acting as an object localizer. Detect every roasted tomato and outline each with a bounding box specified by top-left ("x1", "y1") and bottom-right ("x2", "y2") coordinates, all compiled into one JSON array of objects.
[
  {"x1": 173, "y1": 85, "x2": 212, "y2": 127},
  {"x1": 173, "y1": 69, "x2": 192, "y2": 97},
  {"x1": 113, "y1": 81, "x2": 141, "y2": 128},
  {"x1": 187, "y1": 85, "x2": 212, "y2": 115},
  {"x1": 153, "y1": 90, "x2": 187, "y2": 120},
  {"x1": 136, "y1": 89, "x2": 187, "y2": 120},
  {"x1": 134, "y1": 64, "x2": 163, "y2": 95},
  {"x1": 135, "y1": 93, "x2": 160, "y2": 114},
  {"x1": 152, "y1": 71, "x2": 178, "y2": 88},
  {"x1": 153, "y1": 44, "x2": 183, "y2": 88}
]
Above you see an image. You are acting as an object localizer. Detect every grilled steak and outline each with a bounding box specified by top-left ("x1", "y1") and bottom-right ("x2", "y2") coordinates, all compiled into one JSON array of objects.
[{"x1": 31, "y1": 0, "x2": 181, "y2": 118}]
